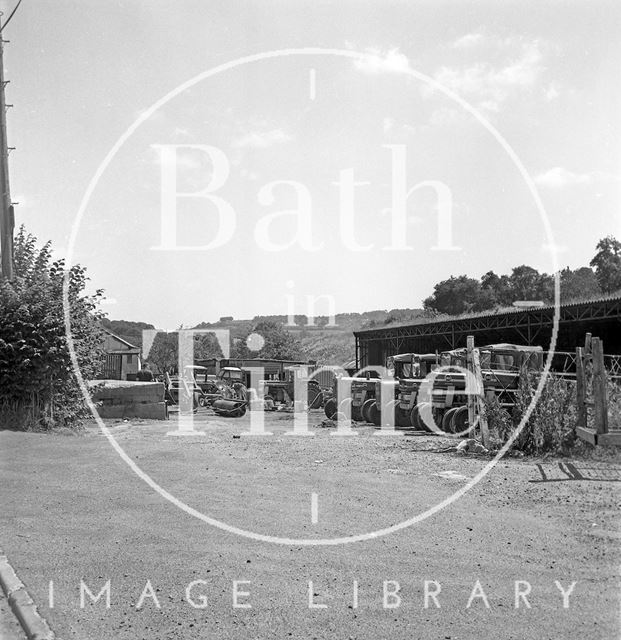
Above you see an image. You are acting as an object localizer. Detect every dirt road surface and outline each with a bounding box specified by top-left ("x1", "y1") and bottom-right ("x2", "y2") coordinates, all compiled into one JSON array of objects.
[{"x1": 1, "y1": 411, "x2": 619, "y2": 639}]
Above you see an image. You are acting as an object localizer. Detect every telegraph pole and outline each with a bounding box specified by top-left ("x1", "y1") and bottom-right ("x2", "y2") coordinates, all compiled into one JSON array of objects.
[{"x1": 0, "y1": 13, "x2": 13, "y2": 280}]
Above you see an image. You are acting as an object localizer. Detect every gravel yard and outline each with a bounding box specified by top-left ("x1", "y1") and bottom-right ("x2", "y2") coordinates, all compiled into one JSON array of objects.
[{"x1": 1, "y1": 411, "x2": 619, "y2": 639}]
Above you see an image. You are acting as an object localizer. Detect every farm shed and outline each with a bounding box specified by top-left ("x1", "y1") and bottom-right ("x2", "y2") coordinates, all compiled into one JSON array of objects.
[
  {"x1": 101, "y1": 327, "x2": 141, "y2": 380},
  {"x1": 355, "y1": 295, "x2": 621, "y2": 369}
]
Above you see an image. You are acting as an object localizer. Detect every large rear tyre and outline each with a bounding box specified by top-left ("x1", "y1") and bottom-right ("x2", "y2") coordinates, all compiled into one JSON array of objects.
[
  {"x1": 396, "y1": 408, "x2": 410, "y2": 429},
  {"x1": 361, "y1": 398, "x2": 375, "y2": 423},
  {"x1": 410, "y1": 402, "x2": 432, "y2": 431},
  {"x1": 441, "y1": 407, "x2": 459, "y2": 433},
  {"x1": 324, "y1": 398, "x2": 337, "y2": 420},
  {"x1": 338, "y1": 397, "x2": 361, "y2": 421},
  {"x1": 308, "y1": 385, "x2": 324, "y2": 409},
  {"x1": 368, "y1": 402, "x2": 381, "y2": 427},
  {"x1": 450, "y1": 406, "x2": 471, "y2": 436}
]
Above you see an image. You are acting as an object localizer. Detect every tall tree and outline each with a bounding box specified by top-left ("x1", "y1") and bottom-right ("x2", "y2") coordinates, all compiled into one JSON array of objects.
[
  {"x1": 507, "y1": 265, "x2": 554, "y2": 303},
  {"x1": 560, "y1": 266, "x2": 600, "y2": 301},
  {"x1": 234, "y1": 321, "x2": 302, "y2": 360},
  {"x1": 423, "y1": 275, "x2": 493, "y2": 315},
  {"x1": 590, "y1": 236, "x2": 621, "y2": 294},
  {"x1": 145, "y1": 331, "x2": 224, "y2": 373}
]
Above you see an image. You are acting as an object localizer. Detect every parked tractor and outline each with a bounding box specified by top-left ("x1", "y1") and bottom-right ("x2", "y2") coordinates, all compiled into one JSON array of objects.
[
  {"x1": 262, "y1": 366, "x2": 323, "y2": 411},
  {"x1": 366, "y1": 353, "x2": 440, "y2": 428},
  {"x1": 323, "y1": 369, "x2": 382, "y2": 421},
  {"x1": 363, "y1": 344, "x2": 544, "y2": 434},
  {"x1": 420, "y1": 343, "x2": 544, "y2": 434},
  {"x1": 164, "y1": 368, "x2": 208, "y2": 413}
]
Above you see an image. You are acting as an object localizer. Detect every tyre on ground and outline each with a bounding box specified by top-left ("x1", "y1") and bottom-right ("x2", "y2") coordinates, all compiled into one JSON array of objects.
[
  {"x1": 368, "y1": 401, "x2": 381, "y2": 426},
  {"x1": 441, "y1": 407, "x2": 459, "y2": 432},
  {"x1": 361, "y1": 398, "x2": 375, "y2": 423},
  {"x1": 409, "y1": 402, "x2": 432, "y2": 431},
  {"x1": 450, "y1": 405, "x2": 471, "y2": 436}
]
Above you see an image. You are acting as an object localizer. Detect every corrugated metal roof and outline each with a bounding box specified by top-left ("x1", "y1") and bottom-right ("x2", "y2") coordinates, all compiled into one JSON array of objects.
[{"x1": 354, "y1": 294, "x2": 621, "y2": 336}]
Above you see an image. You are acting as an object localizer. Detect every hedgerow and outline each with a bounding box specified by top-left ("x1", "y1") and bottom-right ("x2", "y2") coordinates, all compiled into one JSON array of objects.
[{"x1": 0, "y1": 227, "x2": 105, "y2": 430}]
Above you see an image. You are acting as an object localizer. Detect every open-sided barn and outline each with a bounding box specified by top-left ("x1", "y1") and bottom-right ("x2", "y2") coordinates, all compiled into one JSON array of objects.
[{"x1": 355, "y1": 295, "x2": 621, "y2": 369}]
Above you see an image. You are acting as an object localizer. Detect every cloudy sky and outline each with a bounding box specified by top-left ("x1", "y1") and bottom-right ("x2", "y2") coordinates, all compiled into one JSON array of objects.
[{"x1": 4, "y1": 0, "x2": 619, "y2": 328}]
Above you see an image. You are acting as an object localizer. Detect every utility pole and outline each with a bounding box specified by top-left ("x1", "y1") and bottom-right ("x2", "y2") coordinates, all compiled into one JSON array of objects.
[{"x1": 0, "y1": 14, "x2": 14, "y2": 280}]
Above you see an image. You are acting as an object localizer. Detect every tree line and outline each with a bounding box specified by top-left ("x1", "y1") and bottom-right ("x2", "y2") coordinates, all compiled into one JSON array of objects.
[{"x1": 423, "y1": 236, "x2": 621, "y2": 316}]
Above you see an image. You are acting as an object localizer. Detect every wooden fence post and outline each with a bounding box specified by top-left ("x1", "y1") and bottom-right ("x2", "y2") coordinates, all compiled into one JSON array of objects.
[
  {"x1": 591, "y1": 338, "x2": 609, "y2": 435},
  {"x1": 466, "y1": 335, "x2": 490, "y2": 448},
  {"x1": 472, "y1": 347, "x2": 490, "y2": 448},
  {"x1": 575, "y1": 346, "x2": 586, "y2": 428},
  {"x1": 584, "y1": 332, "x2": 592, "y2": 355},
  {"x1": 466, "y1": 336, "x2": 475, "y2": 432}
]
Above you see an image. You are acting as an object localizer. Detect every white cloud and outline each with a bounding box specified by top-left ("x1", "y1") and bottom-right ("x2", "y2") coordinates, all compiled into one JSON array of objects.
[
  {"x1": 452, "y1": 33, "x2": 484, "y2": 49},
  {"x1": 232, "y1": 128, "x2": 292, "y2": 149},
  {"x1": 426, "y1": 35, "x2": 552, "y2": 113},
  {"x1": 534, "y1": 167, "x2": 618, "y2": 188},
  {"x1": 382, "y1": 117, "x2": 394, "y2": 133},
  {"x1": 354, "y1": 48, "x2": 411, "y2": 74},
  {"x1": 544, "y1": 84, "x2": 560, "y2": 101},
  {"x1": 429, "y1": 41, "x2": 543, "y2": 112}
]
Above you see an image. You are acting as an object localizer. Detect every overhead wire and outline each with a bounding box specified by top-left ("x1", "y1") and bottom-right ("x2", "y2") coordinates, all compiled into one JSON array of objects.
[{"x1": 1, "y1": 0, "x2": 24, "y2": 32}]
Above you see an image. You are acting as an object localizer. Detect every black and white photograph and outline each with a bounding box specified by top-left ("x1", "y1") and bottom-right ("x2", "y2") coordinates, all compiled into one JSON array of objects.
[{"x1": 0, "y1": 1, "x2": 619, "y2": 638}]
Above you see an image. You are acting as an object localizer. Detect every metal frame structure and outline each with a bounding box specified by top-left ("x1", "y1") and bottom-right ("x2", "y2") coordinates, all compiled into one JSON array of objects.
[{"x1": 355, "y1": 295, "x2": 621, "y2": 368}]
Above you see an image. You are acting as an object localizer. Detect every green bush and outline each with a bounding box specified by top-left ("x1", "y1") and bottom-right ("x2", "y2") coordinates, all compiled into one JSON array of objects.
[
  {"x1": 486, "y1": 372, "x2": 577, "y2": 455},
  {"x1": 0, "y1": 227, "x2": 105, "y2": 430}
]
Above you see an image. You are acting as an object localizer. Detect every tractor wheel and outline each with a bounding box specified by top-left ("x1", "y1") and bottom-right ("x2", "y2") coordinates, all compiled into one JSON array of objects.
[
  {"x1": 396, "y1": 408, "x2": 410, "y2": 429},
  {"x1": 441, "y1": 407, "x2": 459, "y2": 433},
  {"x1": 308, "y1": 385, "x2": 323, "y2": 409},
  {"x1": 410, "y1": 402, "x2": 432, "y2": 431},
  {"x1": 324, "y1": 398, "x2": 337, "y2": 420},
  {"x1": 361, "y1": 398, "x2": 375, "y2": 423},
  {"x1": 368, "y1": 402, "x2": 381, "y2": 426},
  {"x1": 338, "y1": 397, "x2": 355, "y2": 420},
  {"x1": 450, "y1": 406, "x2": 471, "y2": 436}
]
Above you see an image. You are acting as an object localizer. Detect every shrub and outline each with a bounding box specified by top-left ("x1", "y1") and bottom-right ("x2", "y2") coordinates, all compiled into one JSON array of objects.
[
  {"x1": 0, "y1": 227, "x2": 105, "y2": 430},
  {"x1": 486, "y1": 372, "x2": 577, "y2": 455}
]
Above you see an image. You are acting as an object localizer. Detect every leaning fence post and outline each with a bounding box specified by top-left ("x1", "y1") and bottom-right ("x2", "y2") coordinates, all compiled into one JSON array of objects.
[{"x1": 591, "y1": 338, "x2": 609, "y2": 435}]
